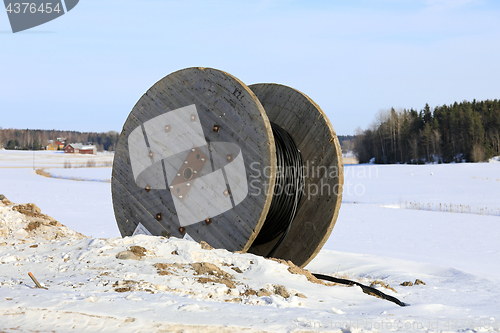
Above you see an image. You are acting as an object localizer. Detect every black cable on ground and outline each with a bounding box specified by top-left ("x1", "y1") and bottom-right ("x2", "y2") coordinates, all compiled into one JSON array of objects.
[
  {"x1": 312, "y1": 273, "x2": 407, "y2": 307},
  {"x1": 252, "y1": 122, "x2": 304, "y2": 257},
  {"x1": 253, "y1": 123, "x2": 407, "y2": 307}
]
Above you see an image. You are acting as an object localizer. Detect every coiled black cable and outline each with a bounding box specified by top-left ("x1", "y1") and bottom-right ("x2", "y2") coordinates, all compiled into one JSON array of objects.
[
  {"x1": 253, "y1": 122, "x2": 304, "y2": 257},
  {"x1": 252, "y1": 123, "x2": 407, "y2": 307}
]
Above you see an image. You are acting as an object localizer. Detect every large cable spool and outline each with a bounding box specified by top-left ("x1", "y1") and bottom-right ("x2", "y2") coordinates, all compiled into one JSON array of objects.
[{"x1": 111, "y1": 67, "x2": 343, "y2": 267}]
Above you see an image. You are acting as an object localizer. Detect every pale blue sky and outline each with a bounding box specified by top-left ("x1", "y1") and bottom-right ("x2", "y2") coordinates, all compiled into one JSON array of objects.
[{"x1": 1, "y1": 0, "x2": 499, "y2": 135}]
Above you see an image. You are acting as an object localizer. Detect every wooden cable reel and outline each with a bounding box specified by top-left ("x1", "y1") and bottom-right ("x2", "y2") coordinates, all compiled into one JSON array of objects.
[{"x1": 111, "y1": 67, "x2": 343, "y2": 267}]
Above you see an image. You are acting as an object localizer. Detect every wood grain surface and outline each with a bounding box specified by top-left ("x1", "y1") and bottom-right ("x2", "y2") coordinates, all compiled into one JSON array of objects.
[
  {"x1": 249, "y1": 83, "x2": 344, "y2": 267},
  {"x1": 112, "y1": 67, "x2": 276, "y2": 252}
]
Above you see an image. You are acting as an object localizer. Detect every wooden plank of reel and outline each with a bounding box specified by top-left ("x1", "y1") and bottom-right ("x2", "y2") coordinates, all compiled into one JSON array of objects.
[
  {"x1": 248, "y1": 83, "x2": 344, "y2": 267},
  {"x1": 111, "y1": 67, "x2": 343, "y2": 267}
]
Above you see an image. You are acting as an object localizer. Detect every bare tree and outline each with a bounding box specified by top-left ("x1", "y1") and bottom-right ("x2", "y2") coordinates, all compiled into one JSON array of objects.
[
  {"x1": 472, "y1": 143, "x2": 485, "y2": 162},
  {"x1": 489, "y1": 130, "x2": 500, "y2": 156},
  {"x1": 432, "y1": 129, "x2": 441, "y2": 161},
  {"x1": 409, "y1": 137, "x2": 419, "y2": 163}
]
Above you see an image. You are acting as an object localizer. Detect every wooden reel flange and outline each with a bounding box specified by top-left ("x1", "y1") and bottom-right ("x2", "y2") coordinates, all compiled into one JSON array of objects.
[{"x1": 111, "y1": 67, "x2": 343, "y2": 267}]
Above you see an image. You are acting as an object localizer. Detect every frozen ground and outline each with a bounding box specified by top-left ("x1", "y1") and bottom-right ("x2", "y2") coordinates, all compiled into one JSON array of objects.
[
  {"x1": 0, "y1": 150, "x2": 116, "y2": 237},
  {"x1": 44, "y1": 167, "x2": 112, "y2": 183},
  {"x1": 1, "y1": 150, "x2": 499, "y2": 332},
  {"x1": 0, "y1": 150, "x2": 114, "y2": 169}
]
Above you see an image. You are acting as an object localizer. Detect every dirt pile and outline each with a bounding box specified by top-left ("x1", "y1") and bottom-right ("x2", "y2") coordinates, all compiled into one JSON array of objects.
[
  {"x1": 0, "y1": 196, "x2": 86, "y2": 241},
  {"x1": 269, "y1": 257, "x2": 335, "y2": 286}
]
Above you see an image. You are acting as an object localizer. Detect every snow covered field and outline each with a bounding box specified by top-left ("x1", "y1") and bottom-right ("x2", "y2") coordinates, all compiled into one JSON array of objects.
[
  {"x1": 43, "y1": 167, "x2": 112, "y2": 183},
  {"x1": 1, "y1": 150, "x2": 499, "y2": 332},
  {"x1": 0, "y1": 150, "x2": 114, "y2": 169}
]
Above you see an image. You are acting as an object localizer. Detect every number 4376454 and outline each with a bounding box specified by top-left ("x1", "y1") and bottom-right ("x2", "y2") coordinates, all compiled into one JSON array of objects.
[{"x1": 5, "y1": 3, "x2": 62, "y2": 14}]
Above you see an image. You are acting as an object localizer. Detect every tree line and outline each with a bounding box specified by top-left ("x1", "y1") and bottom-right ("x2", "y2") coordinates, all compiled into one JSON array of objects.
[
  {"x1": 354, "y1": 99, "x2": 500, "y2": 164},
  {"x1": 0, "y1": 128, "x2": 119, "y2": 152},
  {"x1": 337, "y1": 135, "x2": 355, "y2": 154}
]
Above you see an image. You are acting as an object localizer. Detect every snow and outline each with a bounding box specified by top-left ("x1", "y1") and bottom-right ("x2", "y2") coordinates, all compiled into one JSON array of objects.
[
  {"x1": 342, "y1": 151, "x2": 356, "y2": 159},
  {"x1": 490, "y1": 156, "x2": 500, "y2": 163},
  {"x1": 342, "y1": 163, "x2": 500, "y2": 216},
  {"x1": 0, "y1": 150, "x2": 114, "y2": 168},
  {"x1": 1, "y1": 150, "x2": 500, "y2": 332},
  {"x1": 44, "y1": 167, "x2": 111, "y2": 182}
]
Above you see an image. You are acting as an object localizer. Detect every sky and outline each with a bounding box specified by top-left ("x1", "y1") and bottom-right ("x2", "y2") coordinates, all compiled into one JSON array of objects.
[{"x1": 1, "y1": 0, "x2": 500, "y2": 135}]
